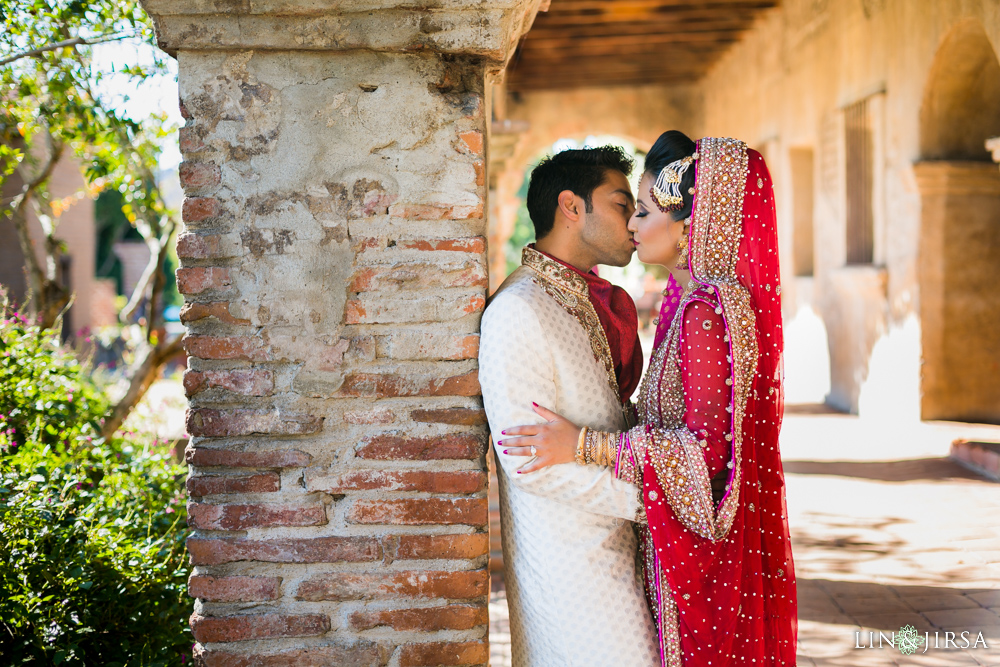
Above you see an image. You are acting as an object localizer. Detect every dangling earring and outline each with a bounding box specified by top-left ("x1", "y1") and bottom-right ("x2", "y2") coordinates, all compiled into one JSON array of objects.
[{"x1": 675, "y1": 219, "x2": 691, "y2": 270}]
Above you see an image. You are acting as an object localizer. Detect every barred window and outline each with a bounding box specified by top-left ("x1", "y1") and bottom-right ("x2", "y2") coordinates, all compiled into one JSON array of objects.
[{"x1": 844, "y1": 99, "x2": 874, "y2": 265}]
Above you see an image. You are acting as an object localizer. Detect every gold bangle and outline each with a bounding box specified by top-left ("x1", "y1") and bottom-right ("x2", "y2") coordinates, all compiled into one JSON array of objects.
[
  {"x1": 576, "y1": 426, "x2": 589, "y2": 465},
  {"x1": 602, "y1": 432, "x2": 613, "y2": 467}
]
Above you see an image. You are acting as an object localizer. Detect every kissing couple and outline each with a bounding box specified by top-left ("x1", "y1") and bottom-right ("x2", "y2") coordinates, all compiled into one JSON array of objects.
[{"x1": 479, "y1": 131, "x2": 798, "y2": 666}]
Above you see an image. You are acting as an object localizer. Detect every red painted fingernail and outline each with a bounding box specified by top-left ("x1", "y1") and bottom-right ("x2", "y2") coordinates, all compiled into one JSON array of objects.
[
  {"x1": 516, "y1": 470, "x2": 522, "y2": 474},
  {"x1": 503, "y1": 450, "x2": 509, "y2": 455},
  {"x1": 497, "y1": 440, "x2": 503, "y2": 447},
  {"x1": 501, "y1": 430, "x2": 507, "y2": 435},
  {"x1": 532, "y1": 402, "x2": 538, "y2": 407}
]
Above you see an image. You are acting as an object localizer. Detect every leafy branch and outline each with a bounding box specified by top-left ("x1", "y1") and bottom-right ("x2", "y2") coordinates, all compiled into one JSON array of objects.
[
  {"x1": 0, "y1": 30, "x2": 137, "y2": 67},
  {"x1": 1, "y1": 0, "x2": 183, "y2": 439}
]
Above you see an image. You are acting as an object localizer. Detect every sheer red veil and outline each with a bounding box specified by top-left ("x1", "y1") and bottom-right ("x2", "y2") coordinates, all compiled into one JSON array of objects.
[{"x1": 645, "y1": 142, "x2": 797, "y2": 665}]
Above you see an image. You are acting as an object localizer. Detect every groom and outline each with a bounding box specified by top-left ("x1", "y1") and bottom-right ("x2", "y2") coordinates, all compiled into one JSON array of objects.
[{"x1": 479, "y1": 146, "x2": 659, "y2": 666}]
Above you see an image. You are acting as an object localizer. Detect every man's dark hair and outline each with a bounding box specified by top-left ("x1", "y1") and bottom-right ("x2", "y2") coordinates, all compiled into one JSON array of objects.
[
  {"x1": 644, "y1": 130, "x2": 697, "y2": 221},
  {"x1": 526, "y1": 145, "x2": 634, "y2": 239}
]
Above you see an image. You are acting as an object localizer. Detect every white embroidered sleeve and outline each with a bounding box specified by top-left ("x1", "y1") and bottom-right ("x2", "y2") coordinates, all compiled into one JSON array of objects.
[{"x1": 479, "y1": 291, "x2": 643, "y2": 522}]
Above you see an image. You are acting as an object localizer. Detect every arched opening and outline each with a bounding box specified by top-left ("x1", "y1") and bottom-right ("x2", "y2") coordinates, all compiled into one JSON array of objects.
[
  {"x1": 919, "y1": 20, "x2": 1000, "y2": 160},
  {"x1": 916, "y1": 19, "x2": 1000, "y2": 423}
]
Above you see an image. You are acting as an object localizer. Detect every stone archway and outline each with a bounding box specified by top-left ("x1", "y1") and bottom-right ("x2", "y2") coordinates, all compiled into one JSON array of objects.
[
  {"x1": 487, "y1": 82, "x2": 701, "y2": 288},
  {"x1": 915, "y1": 19, "x2": 1000, "y2": 423}
]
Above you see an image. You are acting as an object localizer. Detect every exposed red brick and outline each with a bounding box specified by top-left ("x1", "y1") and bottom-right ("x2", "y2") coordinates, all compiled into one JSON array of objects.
[
  {"x1": 188, "y1": 575, "x2": 280, "y2": 602},
  {"x1": 343, "y1": 294, "x2": 484, "y2": 324},
  {"x1": 345, "y1": 294, "x2": 484, "y2": 325},
  {"x1": 176, "y1": 267, "x2": 231, "y2": 294},
  {"x1": 347, "y1": 498, "x2": 487, "y2": 526},
  {"x1": 307, "y1": 470, "x2": 485, "y2": 494},
  {"x1": 399, "y1": 641, "x2": 488, "y2": 667},
  {"x1": 343, "y1": 299, "x2": 366, "y2": 324},
  {"x1": 179, "y1": 100, "x2": 191, "y2": 120},
  {"x1": 177, "y1": 232, "x2": 220, "y2": 259},
  {"x1": 457, "y1": 130, "x2": 483, "y2": 156},
  {"x1": 394, "y1": 534, "x2": 489, "y2": 560},
  {"x1": 410, "y1": 408, "x2": 488, "y2": 425},
  {"x1": 348, "y1": 262, "x2": 486, "y2": 292},
  {"x1": 473, "y1": 160, "x2": 485, "y2": 187},
  {"x1": 349, "y1": 605, "x2": 486, "y2": 632},
  {"x1": 397, "y1": 237, "x2": 486, "y2": 253},
  {"x1": 337, "y1": 370, "x2": 480, "y2": 398},
  {"x1": 181, "y1": 197, "x2": 221, "y2": 223},
  {"x1": 465, "y1": 294, "x2": 486, "y2": 313},
  {"x1": 179, "y1": 161, "x2": 221, "y2": 190},
  {"x1": 185, "y1": 447, "x2": 311, "y2": 468},
  {"x1": 387, "y1": 204, "x2": 451, "y2": 220},
  {"x1": 179, "y1": 302, "x2": 249, "y2": 325},
  {"x1": 188, "y1": 503, "x2": 326, "y2": 530},
  {"x1": 187, "y1": 473, "x2": 280, "y2": 497},
  {"x1": 296, "y1": 570, "x2": 487, "y2": 601},
  {"x1": 352, "y1": 237, "x2": 382, "y2": 253},
  {"x1": 187, "y1": 536, "x2": 382, "y2": 566},
  {"x1": 387, "y1": 202, "x2": 483, "y2": 220},
  {"x1": 190, "y1": 613, "x2": 329, "y2": 644},
  {"x1": 186, "y1": 409, "x2": 322, "y2": 437},
  {"x1": 184, "y1": 369, "x2": 274, "y2": 396},
  {"x1": 376, "y1": 333, "x2": 479, "y2": 361},
  {"x1": 178, "y1": 126, "x2": 205, "y2": 153},
  {"x1": 342, "y1": 408, "x2": 395, "y2": 425},
  {"x1": 193, "y1": 643, "x2": 378, "y2": 667},
  {"x1": 355, "y1": 433, "x2": 484, "y2": 460},
  {"x1": 183, "y1": 335, "x2": 268, "y2": 361}
]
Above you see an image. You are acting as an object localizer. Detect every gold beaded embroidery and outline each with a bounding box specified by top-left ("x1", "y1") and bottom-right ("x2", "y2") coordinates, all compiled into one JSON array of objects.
[
  {"x1": 522, "y1": 247, "x2": 625, "y2": 413},
  {"x1": 632, "y1": 138, "x2": 759, "y2": 543}
]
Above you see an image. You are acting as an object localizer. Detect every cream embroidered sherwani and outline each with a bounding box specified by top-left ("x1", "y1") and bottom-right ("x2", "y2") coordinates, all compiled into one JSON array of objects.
[{"x1": 478, "y1": 249, "x2": 659, "y2": 667}]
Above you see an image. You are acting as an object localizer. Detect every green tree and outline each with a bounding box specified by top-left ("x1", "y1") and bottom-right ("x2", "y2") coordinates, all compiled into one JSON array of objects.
[{"x1": 0, "y1": 0, "x2": 183, "y2": 437}]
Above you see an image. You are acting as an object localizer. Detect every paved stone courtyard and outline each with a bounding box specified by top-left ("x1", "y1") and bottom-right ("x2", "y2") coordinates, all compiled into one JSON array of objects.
[{"x1": 488, "y1": 407, "x2": 1000, "y2": 666}]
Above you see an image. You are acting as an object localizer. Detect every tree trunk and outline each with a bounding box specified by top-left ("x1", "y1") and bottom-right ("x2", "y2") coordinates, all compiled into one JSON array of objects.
[
  {"x1": 7, "y1": 139, "x2": 70, "y2": 330},
  {"x1": 100, "y1": 334, "x2": 184, "y2": 440}
]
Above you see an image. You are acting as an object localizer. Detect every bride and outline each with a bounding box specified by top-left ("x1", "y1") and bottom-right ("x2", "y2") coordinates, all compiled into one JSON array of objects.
[{"x1": 499, "y1": 132, "x2": 798, "y2": 666}]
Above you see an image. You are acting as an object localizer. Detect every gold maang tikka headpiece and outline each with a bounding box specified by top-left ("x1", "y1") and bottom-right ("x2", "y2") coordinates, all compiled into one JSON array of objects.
[{"x1": 650, "y1": 152, "x2": 698, "y2": 213}]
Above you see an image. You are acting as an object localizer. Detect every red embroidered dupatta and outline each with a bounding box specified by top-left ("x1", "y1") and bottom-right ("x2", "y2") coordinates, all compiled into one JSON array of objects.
[{"x1": 634, "y1": 139, "x2": 797, "y2": 665}]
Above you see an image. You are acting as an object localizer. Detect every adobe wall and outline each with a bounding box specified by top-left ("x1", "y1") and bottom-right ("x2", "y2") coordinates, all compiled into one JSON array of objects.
[{"x1": 697, "y1": 0, "x2": 1000, "y2": 418}]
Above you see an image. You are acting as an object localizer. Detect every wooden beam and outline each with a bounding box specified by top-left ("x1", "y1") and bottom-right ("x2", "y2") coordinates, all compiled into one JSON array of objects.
[
  {"x1": 508, "y1": 72, "x2": 703, "y2": 90},
  {"x1": 518, "y1": 29, "x2": 745, "y2": 52},
  {"x1": 508, "y1": 62, "x2": 712, "y2": 79},
  {"x1": 517, "y1": 38, "x2": 737, "y2": 62},
  {"x1": 531, "y1": 4, "x2": 774, "y2": 27},
  {"x1": 526, "y1": 16, "x2": 760, "y2": 36},
  {"x1": 512, "y1": 45, "x2": 725, "y2": 66},
  {"x1": 507, "y1": 61, "x2": 712, "y2": 87},
  {"x1": 544, "y1": 0, "x2": 777, "y2": 12}
]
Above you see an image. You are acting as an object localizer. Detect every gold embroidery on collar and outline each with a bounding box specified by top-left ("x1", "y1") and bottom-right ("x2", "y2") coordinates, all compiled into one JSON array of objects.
[{"x1": 521, "y1": 247, "x2": 623, "y2": 405}]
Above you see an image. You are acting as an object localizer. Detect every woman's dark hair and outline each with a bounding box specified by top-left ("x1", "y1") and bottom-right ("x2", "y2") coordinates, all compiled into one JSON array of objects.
[
  {"x1": 644, "y1": 130, "x2": 697, "y2": 221},
  {"x1": 526, "y1": 145, "x2": 634, "y2": 239}
]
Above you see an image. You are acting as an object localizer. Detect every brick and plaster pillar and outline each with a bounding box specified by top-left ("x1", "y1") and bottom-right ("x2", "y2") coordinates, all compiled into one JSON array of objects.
[{"x1": 141, "y1": 2, "x2": 541, "y2": 664}]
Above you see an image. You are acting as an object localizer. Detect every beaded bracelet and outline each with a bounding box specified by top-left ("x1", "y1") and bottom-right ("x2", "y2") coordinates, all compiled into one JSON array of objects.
[{"x1": 575, "y1": 426, "x2": 589, "y2": 465}]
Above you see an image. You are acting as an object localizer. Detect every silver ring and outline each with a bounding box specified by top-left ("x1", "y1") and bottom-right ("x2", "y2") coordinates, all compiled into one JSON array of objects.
[{"x1": 530, "y1": 445, "x2": 537, "y2": 457}]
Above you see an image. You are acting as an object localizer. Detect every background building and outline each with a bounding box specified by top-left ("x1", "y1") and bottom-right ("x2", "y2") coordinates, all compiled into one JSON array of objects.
[{"x1": 489, "y1": 0, "x2": 1000, "y2": 424}]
